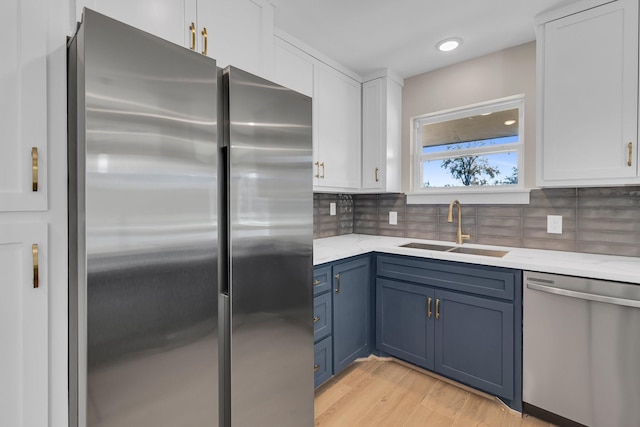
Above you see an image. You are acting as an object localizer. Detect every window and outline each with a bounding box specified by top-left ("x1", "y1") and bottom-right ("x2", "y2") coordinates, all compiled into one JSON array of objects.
[{"x1": 409, "y1": 96, "x2": 527, "y2": 204}]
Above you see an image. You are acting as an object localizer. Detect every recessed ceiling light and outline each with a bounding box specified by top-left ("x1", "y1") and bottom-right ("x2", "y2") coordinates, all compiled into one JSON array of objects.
[
  {"x1": 481, "y1": 112, "x2": 492, "y2": 116},
  {"x1": 504, "y1": 120, "x2": 516, "y2": 125},
  {"x1": 436, "y1": 38, "x2": 462, "y2": 52}
]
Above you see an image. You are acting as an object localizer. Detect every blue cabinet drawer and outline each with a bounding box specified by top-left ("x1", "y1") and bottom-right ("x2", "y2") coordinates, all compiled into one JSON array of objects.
[
  {"x1": 313, "y1": 265, "x2": 332, "y2": 296},
  {"x1": 314, "y1": 336, "x2": 332, "y2": 388},
  {"x1": 377, "y1": 254, "x2": 517, "y2": 301},
  {"x1": 314, "y1": 292, "x2": 332, "y2": 342}
]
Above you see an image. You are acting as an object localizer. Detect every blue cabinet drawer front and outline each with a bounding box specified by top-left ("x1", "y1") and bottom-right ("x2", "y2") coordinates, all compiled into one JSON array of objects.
[
  {"x1": 314, "y1": 336, "x2": 332, "y2": 388},
  {"x1": 313, "y1": 292, "x2": 332, "y2": 342},
  {"x1": 313, "y1": 265, "x2": 332, "y2": 296},
  {"x1": 377, "y1": 255, "x2": 516, "y2": 301}
]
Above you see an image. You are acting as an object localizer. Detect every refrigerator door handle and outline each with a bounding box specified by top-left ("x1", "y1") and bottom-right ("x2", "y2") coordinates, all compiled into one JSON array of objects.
[{"x1": 219, "y1": 144, "x2": 230, "y2": 296}]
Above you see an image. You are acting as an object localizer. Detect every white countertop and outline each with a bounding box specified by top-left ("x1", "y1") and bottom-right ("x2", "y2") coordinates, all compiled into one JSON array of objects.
[{"x1": 314, "y1": 234, "x2": 640, "y2": 285}]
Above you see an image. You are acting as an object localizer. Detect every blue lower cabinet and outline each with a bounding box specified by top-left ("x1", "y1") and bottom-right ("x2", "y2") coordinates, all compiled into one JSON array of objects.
[
  {"x1": 313, "y1": 255, "x2": 372, "y2": 387},
  {"x1": 434, "y1": 289, "x2": 514, "y2": 399},
  {"x1": 332, "y1": 257, "x2": 371, "y2": 374},
  {"x1": 376, "y1": 278, "x2": 434, "y2": 370},
  {"x1": 374, "y1": 254, "x2": 520, "y2": 406},
  {"x1": 314, "y1": 336, "x2": 332, "y2": 388}
]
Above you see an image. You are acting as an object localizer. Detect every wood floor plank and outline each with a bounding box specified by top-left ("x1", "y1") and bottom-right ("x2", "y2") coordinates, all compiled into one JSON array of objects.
[
  {"x1": 454, "y1": 395, "x2": 504, "y2": 427},
  {"x1": 339, "y1": 359, "x2": 385, "y2": 388},
  {"x1": 420, "y1": 380, "x2": 471, "y2": 419},
  {"x1": 403, "y1": 404, "x2": 455, "y2": 427},
  {"x1": 314, "y1": 359, "x2": 385, "y2": 417},
  {"x1": 314, "y1": 362, "x2": 409, "y2": 427},
  {"x1": 314, "y1": 382, "x2": 352, "y2": 417},
  {"x1": 355, "y1": 368, "x2": 439, "y2": 427},
  {"x1": 314, "y1": 359, "x2": 555, "y2": 427}
]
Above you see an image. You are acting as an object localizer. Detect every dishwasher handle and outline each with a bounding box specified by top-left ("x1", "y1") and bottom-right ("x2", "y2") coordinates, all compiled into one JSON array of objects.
[{"x1": 526, "y1": 282, "x2": 640, "y2": 309}]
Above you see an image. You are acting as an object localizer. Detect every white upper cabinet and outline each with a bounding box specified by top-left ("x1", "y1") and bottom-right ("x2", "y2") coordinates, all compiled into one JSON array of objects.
[
  {"x1": 0, "y1": 223, "x2": 48, "y2": 427},
  {"x1": 76, "y1": 0, "x2": 187, "y2": 47},
  {"x1": 315, "y1": 62, "x2": 362, "y2": 190},
  {"x1": 197, "y1": 0, "x2": 273, "y2": 76},
  {"x1": 536, "y1": 0, "x2": 639, "y2": 187},
  {"x1": 273, "y1": 36, "x2": 314, "y2": 97},
  {"x1": 0, "y1": 0, "x2": 47, "y2": 211},
  {"x1": 362, "y1": 73, "x2": 403, "y2": 192},
  {"x1": 273, "y1": 34, "x2": 364, "y2": 191},
  {"x1": 77, "y1": 0, "x2": 273, "y2": 77}
]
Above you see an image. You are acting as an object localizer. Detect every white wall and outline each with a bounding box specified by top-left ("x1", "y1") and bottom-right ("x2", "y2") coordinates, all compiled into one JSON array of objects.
[{"x1": 401, "y1": 41, "x2": 537, "y2": 192}]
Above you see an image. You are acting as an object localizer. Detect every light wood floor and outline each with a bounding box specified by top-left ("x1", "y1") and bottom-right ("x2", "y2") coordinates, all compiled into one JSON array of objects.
[{"x1": 314, "y1": 358, "x2": 555, "y2": 427}]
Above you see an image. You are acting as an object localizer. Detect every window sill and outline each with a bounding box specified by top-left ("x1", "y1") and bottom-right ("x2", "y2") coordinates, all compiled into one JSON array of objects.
[{"x1": 406, "y1": 188, "x2": 531, "y2": 205}]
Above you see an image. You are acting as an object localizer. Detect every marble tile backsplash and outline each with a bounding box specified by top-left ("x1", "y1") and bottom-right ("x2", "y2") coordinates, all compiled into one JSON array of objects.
[{"x1": 313, "y1": 187, "x2": 640, "y2": 258}]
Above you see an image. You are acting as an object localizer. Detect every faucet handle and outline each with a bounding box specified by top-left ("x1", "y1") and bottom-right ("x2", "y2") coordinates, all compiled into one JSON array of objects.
[{"x1": 461, "y1": 233, "x2": 471, "y2": 243}]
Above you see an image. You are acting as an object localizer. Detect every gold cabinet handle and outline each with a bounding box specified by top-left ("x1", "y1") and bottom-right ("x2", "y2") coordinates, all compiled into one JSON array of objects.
[
  {"x1": 427, "y1": 297, "x2": 432, "y2": 318},
  {"x1": 201, "y1": 27, "x2": 208, "y2": 55},
  {"x1": 320, "y1": 162, "x2": 325, "y2": 179},
  {"x1": 314, "y1": 161, "x2": 320, "y2": 178},
  {"x1": 628, "y1": 142, "x2": 633, "y2": 167},
  {"x1": 314, "y1": 364, "x2": 320, "y2": 373},
  {"x1": 435, "y1": 299, "x2": 440, "y2": 320},
  {"x1": 313, "y1": 316, "x2": 320, "y2": 324},
  {"x1": 313, "y1": 279, "x2": 321, "y2": 286},
  {"x1": 189, "y1": 22, "x2": 196, "y2": 50},
  {"x1": 334, "y1": 273, "x2": 341, "y2": 293},
  {"x1": 32, "y1": 147, "x2": 38, "y2": 192},
  {"x1": 32, "y1": 244, "x2": 39, "y2": 289},
  {"x1": 375, "y1": 167, "x2": 379, "y2": 182}
]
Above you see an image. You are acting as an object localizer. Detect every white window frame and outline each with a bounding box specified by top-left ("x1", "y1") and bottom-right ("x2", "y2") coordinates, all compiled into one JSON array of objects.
[{"x1": 408, "y1": 95, "x2": 529, "y2": 205}]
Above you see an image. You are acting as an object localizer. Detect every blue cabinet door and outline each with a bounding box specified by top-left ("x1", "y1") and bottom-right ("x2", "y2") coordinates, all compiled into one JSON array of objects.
[
  {"x1": 376, "y1": 278, "x2": 435, "y2": 370},
  {"x1": 434, "y1": 289, "x2": 514, "y2": 399},
  {"x1": 332, "y1": 257, "x2": 371, "y2": 374}
]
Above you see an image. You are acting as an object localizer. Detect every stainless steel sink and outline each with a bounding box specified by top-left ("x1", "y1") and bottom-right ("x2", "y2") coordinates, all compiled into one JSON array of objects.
[
  {"x1": 446, "y1": 247, "x2": 509, "y2": 257},
  {"x1": 399, "y1": 242, "x2": 456, "y2": 251},
  {"x1": 399, "y1": 242, "x2": 509, "y2": 258}
]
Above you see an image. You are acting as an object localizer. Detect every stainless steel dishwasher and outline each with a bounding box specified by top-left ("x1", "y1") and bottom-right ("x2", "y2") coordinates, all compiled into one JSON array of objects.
[{"x1": 523, "y1": 271, "x2": 640, "y2": 427}]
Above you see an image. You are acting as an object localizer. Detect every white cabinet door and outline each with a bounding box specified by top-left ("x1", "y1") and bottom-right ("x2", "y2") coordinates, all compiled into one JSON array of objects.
[
  {"x1": 0, "y1": 0, "x2": 47, "y2": 211},
  {"x1": 538, "y1": 0, "x2": 638, "y2": 186},
  {"x1": 362, "y1": 76, "x2": 402, "y2": 192},
  {"x1": 315, "y1": 63, "x2": 362, "y2": 189},
  {"x1": 273, "y1": 37, "x2": 314, "y2": 97},
  {"x1": 76, "y1": 0, "x2": 187, "y2": 47},
  {"x1": 362, "y1": 79, "x2": 384, "y2": 190},
  {"x1": 0, "y1": 223, "x2": 48, "y2": 427},
  {"x1": 198, "y1": 0, "x2": 273, "y2": 77}
]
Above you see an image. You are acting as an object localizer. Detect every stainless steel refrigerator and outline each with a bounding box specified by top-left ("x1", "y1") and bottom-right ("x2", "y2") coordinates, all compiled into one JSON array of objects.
[{"x1": 68, "y1": 9, "x2": 313, "y2": 427}]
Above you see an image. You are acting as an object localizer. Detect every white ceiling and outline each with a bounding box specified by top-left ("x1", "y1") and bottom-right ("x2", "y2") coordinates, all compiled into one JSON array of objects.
[{"x1": 271, "y1": 0, "x2": 581, "y2": 79}]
